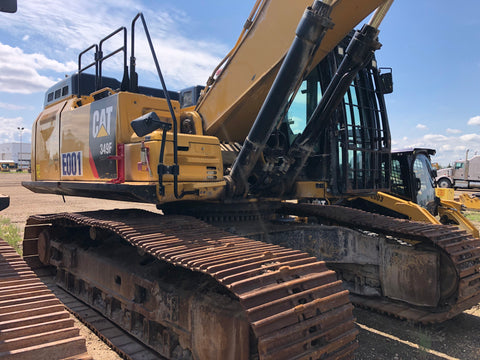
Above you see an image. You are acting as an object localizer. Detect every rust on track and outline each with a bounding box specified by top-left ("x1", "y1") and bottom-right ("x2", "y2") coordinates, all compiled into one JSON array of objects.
[
  {"x1": 0, "y1": 239, "x2": 91, "y2": 360},
  {"x1": 36, "y1": 268, "x2": 163, "y2": 360},
  {"x1": 23, "y1": 209, "x2": 358, "y2": 360},
  {"x1": 281, "y1": 202, "x2": 480, "y2": 324}
]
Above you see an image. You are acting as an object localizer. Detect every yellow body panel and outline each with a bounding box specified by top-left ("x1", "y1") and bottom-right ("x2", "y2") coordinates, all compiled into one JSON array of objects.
[
  {"x1": 116, "y1": 92, "x2": 180, "y2": 144},
  {"x1": 32, "y1": 91, "x2": 225, "y2": 203},
  {"x1": 360, "y1": 192, "x2": 441, "y2": 224},
  {"x1": 59, "y1": 100, "x2": 94, "y2": 180},
  {"x1": 360, "y1": 192, "x2": 479, "y2": 238},
  {"x1": 124, "y1": 135, "x2": 223, "y2": 183},
  {"x1": 155, "y1": 181, "x2": 226, "y2": 203},
  {"x1": 33, "y1": 100, "x2": 66, "y2": 180},
  {"x1": 196, "y1": 0, "x2": 386, "y2": 142},
  {"x1": 435, "y1": 187, "x2": 454, "y2": 201},
  {"x1": 295, "y1": 181, "x2": 328, "y2": 200}
]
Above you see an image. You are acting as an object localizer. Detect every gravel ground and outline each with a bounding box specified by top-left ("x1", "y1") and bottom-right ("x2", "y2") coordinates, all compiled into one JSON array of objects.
[{"x1": 1, "y1": 172, "x2": 479, "y2": 359}]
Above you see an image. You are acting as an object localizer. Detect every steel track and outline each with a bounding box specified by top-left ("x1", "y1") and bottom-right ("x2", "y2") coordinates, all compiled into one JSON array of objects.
[
  {"x1": 23, "y1": 209, "x2": 359, "y2": 360},
  {"x1": 36, "y1": 267, "x2": 164, "y2": 360},
  {"x1": 281, "y1": 202, "x2": 480, "y2": 323},
  {"x1": 0, "y1": 239, "x2": 91, "y2": 360}
]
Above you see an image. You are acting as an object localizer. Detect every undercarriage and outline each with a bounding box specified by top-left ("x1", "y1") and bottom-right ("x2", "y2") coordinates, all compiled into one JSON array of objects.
[
  {"x1": 163, "y1": 201, "x2": 480, "y2": 323},
  {"x1": 281, "y1": 203, "x2": 480, "y2": 323},
  {"x1": 19, "y1": 199, "x2": 480, "y2": 360},
  {"x1": 23, "y1": 209, "x2": 358, "y2": 360}
]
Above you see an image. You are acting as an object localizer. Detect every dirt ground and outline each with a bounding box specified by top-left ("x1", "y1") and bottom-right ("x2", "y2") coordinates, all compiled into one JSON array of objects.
[{"x1": 1, "y1": 172, "x2": 479, "y2": 359}]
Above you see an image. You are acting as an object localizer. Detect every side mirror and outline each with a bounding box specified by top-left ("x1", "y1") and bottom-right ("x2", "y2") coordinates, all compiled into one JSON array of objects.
[
  {"x1": 130, "y1": 112, "x2": 171, "y2": 137},
  {"x1": 378, "y1": 68, "x2": 393, "y2": 94},
  {"x1": 0, "y1": 0, "x2": 17, "y2": 13}
]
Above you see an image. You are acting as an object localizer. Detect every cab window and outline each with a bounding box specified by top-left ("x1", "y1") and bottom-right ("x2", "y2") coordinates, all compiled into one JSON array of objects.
[{"x1": 413, "y1": 154, "x2": 436, "y2": 210}]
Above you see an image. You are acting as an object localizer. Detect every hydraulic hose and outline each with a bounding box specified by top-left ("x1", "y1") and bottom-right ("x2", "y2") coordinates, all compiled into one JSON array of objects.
[{"x1": 228, "y1": 0, "x2": 335, "y2": 197}]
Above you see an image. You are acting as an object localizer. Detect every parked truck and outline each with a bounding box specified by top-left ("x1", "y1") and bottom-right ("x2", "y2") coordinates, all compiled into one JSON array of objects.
[{"x1": 436, "y1": 152, "x2": 480, "y2": 189}]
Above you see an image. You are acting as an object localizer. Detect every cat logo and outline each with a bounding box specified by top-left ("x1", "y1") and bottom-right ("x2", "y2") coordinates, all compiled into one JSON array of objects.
[
  {"x1": 89, "y1": 95, "x2": 117, "y2": 179},
  {"x1": 92, "y1": 105, "x2": 114, "y2": 138}
]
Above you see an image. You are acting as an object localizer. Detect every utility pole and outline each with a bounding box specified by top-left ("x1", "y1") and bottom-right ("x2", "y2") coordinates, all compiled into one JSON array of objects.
[{"x1": 17, "y1": 126, "x2": 24, "y2": 170}]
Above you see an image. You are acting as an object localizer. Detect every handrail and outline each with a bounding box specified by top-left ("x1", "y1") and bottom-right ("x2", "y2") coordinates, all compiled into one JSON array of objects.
[
  {"x1": 77, "y1": 44, "x2": 98, "y2": 94},
  {"x1": 75, "y1": 13, "x2": 191, "y2": 199},
  {"x1": 131, "y1": 13, "x2": 197, "y2": 199},
  {"x1": 77, "y1": 27, "x2": 128, "y2": 93},
  {"x1": 98, "y1": 27, "x2": 127, "y2": 90}
]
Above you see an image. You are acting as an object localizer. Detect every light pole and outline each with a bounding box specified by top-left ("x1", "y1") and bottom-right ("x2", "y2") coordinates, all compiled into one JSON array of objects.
[{"x1": 17, "y1": 127, "x2": 24, "y2": 169}]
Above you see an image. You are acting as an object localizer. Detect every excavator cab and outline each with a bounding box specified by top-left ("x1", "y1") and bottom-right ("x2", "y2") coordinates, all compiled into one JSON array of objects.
[
  {"x1": 390, "y1": 148, "x2": 438, "y2": 214},
  {"x1": 285, "y1": 34, "x2": 391, "y2": 196}
]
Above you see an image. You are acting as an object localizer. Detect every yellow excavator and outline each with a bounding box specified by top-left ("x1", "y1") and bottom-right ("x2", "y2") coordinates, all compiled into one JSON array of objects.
[
  {"x1": 22, "y1": 1, "x2": 394, "y2": 358},
  {"x1": 19, "y1": 0, "x2": 480, "y2": 358},
  {"x1": 343, "y1": 148, "x2": 479, "y2": 238}
]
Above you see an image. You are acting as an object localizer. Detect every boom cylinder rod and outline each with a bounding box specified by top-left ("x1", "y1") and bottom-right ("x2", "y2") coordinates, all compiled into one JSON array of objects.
[
  {"x1": 228, "y1": 0, "x2": 334, "y2": 197},
  {"x1": 368, "y1": 0, "x2": 394, "y2": 29},
  {"x1": 279, "y1": 22, "x2": 383, "y2": 194}
]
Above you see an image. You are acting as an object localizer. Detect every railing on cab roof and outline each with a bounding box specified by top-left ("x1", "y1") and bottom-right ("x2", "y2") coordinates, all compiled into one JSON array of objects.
[{"x1": 76, "y1": 13, "x2": 195, "y2": 200}]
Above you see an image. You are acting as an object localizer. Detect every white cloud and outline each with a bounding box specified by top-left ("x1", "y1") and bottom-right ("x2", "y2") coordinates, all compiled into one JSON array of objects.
[
  {"x1": 5, "y1": 1, "x2": 143, "y2": 51},
  {"x1": 22, "y1": 35, "x2": 29, "y2": 41},
  {"x1": 0, "y1": 117, "x2": 29, "y2": 143},
  {"x1": 0, "y1": 44, "x2": 75, "y2": 73},
  {"x1": 392, "y1": 131, "x2": 480, "y2": 166},
  {"x1": 423, "y1": 134, "x2": 448, "y2": 142},
  {"x1": 416, "y1": 124, "x2": 427, "y2": 130},
  {"x1": 446, "y1": 128, "x2": 461, "y2": 134},
  {"x1": 0, "y1": 43, "x2": 76, "y2": 94},
  {"x1": 468, "y1": 115, "x2": 480, "y2": 126},
  {"x1": 0, "y1": 0, "x2": 226, "y2": 90},
  {"x1": 0, "y1": 102, "x2": 27, "y2": 110},
  {"x1": 460, "y1": 133, "x2": 480, "y2": 142}
]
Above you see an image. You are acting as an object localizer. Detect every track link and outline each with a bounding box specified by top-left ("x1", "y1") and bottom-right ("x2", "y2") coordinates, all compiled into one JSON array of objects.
[
  {"x1": 0, "y1": 239, "x2": 91, "y2": 360},
  {"x1": 36, "y1": 267, "x2": 163, "y2": 360},
  {"x1": 281, "y1": 203, "x2": 480, "y2": 323},
  {"x1": 23, "y1": 209, "x2": 358, "y2": 360}
]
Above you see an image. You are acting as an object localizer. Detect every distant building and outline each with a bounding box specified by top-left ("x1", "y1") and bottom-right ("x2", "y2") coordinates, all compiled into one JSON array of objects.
[{"x1": 0, "y1": 143, "x2": 31, "y2": 169}]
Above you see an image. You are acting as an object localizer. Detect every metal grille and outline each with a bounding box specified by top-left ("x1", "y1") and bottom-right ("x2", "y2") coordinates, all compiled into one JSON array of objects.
[{"x1": 337, "y1": 67, "x2": 390, "y2": 193}]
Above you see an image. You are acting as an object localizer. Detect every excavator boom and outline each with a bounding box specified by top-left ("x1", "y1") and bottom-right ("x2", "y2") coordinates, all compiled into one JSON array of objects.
[{"x1": 196, "y1": 0, "x2": 388, "y2": 142}]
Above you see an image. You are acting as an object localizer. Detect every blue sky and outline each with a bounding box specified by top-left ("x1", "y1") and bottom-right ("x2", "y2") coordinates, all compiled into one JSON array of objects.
[{"x1": 0, "y1": 0, "x2": 479, "y2": 166}]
